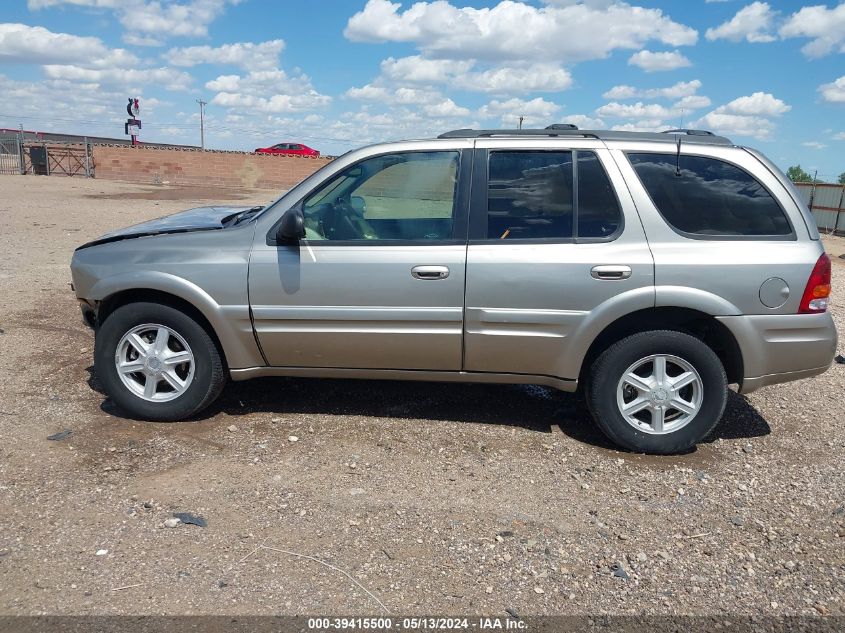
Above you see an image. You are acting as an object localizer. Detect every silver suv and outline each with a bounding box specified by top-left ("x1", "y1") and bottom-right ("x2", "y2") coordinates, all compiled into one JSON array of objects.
[{"x1": 70, "y1": 126, "x2": 837, "y2": 454}]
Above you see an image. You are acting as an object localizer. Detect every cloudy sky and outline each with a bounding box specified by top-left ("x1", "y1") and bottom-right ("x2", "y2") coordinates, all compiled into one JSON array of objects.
[{"x1": 1, "y1": 0, "x2": 843, "y2": 179}]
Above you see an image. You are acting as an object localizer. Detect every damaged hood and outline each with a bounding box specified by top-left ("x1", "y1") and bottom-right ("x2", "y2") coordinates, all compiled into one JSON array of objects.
[{"x1": 76, "y1": 205, "x2": 259, "y2": 249}]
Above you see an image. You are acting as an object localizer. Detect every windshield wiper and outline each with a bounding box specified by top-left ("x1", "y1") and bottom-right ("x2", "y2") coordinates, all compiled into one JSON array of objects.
[{"x1": 223, "y1": 206, "x2": 264, "y2": 226}]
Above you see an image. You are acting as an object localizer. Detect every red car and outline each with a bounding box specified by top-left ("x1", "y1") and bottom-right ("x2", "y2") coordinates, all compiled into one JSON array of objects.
[{"x1": 254, "y1": 142, "x2": 320, "y2": 157}]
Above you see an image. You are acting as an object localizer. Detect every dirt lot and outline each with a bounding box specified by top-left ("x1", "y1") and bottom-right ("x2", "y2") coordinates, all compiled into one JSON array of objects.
[{"x1": 0, "y1": 176, "x2": 843, "y2": 617}]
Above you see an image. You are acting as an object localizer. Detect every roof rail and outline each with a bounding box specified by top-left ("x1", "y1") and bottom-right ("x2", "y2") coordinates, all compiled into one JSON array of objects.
[
  {"x1": 662, "y1": 129, "x2": 715, "y2": 136},
  {"x1": 437, "y1": 128, "x2": 598, "y2": 139},
  {"x1": 437, "y1": 127, "x2": 734, "y2": 145}
]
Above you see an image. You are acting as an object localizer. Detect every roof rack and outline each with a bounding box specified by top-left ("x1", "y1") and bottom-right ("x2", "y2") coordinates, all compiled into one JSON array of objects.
[{"x1": 437, "y1": 125, "x2": 733, "y2": 145}]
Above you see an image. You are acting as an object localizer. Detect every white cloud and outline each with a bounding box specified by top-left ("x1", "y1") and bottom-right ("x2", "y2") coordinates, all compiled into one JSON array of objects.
[
  {"x1": 345, "y1": 0, "x2": 697, "y2": 63},
  {"x1": 610, "y1": 120, "x2": 673, "y2": 132},
  {"x1": 211, "y1": 92, "x2": 331, "y2": 114},
  {"x1": 779, "y1": 3, "x2": 845, "y2": 58},
  {"x1": 345, "y1": 84, "x2": 391, "y2": 101},
  {"x1": 27, "y1": 0, "x2": 119, "y2": 7},
  {"x1": 207, "y1": 69, "x2": 331, "y2": 115},
  {"x1": 167, "y1": 40, "x2": 284, "y2": 71},
  {"x1": 833, "y1": 132, "x2": 845, "y2": 141},
  {"x1": 367, "y1": 55, "x2": 573, "y2": 97},
  {"x1": 0, "y1": 23, "x2": 136, "y2": 66},
  {"x1": 42, "y1": 65, "x2": 193, "y2": 91},
  {"x1": 423, "y1": 98, "x2": 471, "y2": 118},
  {"x1": 802, "y1": 141, "x2": 827, "y2": 150},
  {"x1": 818, "y1": 75, "x2": 845, "y2": 103},
  {"x1": 628, "y1": 50, "x2": 691, "y2": 72},
  {"x1": 461, "y1": 64, "x2": 573, "y2": 93},
  {"x1": 716, "y1": 91, "x2": 790, "y2": 116},
  {"x1": 560, "y1": 114, "x2": 605, "y2": 129},
  {"x1": 691, "y1": 92, "x2": 789, "y2": 139},
  {"x1": 381, "y1": 55, "x2": 472, "y2": 83},
  {"x1": 705, "y1": 2, "x2": 777, "y2": 43},
  {"x1": 478, "y1": 97, "x2": 561, "y2": 126},
  {"x1": 596, "y1": 101, "x2": 675, "y2": 119},
  {"x1": 693, "y1": 111, "x2": 775, "y2": 138},
  {"x1": 345, "y1": 84, "x2": 443, "y2": 106},
  {"x1": 673, "y1": 94, "x2": 712, "y2": 110},
  {"x1": 119, "y1": 0, "x2": 240, "y2": 40},
  {"x1": 29, "y1": 0, "x2": 242, "y2": 43},
  {"x1": 603, "y1": 79, "x2": 702, "y2": 100}
]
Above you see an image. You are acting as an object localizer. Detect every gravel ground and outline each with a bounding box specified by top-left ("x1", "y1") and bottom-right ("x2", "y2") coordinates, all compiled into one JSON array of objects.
[{"x1": 0, "y1": 176, "x2": 843, "y2": 618}]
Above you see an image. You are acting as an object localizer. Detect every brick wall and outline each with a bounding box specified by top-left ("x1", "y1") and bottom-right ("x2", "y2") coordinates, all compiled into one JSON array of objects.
[{"x1": 91, "y1": 145, "x2": 333, "y2": 189}]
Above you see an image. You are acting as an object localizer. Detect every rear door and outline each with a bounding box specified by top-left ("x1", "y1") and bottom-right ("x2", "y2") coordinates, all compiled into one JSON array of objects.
[{"x1": 463, "y1": 139, "x2": 655, "y2": 381}]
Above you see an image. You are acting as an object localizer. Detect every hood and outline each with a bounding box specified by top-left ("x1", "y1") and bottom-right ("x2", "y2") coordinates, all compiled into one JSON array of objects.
[{"x1": 76, "y1": 205, "x2": 257, "y2": 250}]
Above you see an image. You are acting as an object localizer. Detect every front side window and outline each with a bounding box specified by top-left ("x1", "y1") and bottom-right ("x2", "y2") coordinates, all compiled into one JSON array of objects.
[
  {"x1": 628, "y1": 153, "x2": 791, "y2": 237},
  {"x1": 302, "y1": 151, "x2": 459, "y2": 241}
]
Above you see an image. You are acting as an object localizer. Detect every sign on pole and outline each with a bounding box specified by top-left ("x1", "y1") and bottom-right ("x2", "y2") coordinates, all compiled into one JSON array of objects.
[{"x1": 124, "y1": 97, "x2": 141, "y2": 146}]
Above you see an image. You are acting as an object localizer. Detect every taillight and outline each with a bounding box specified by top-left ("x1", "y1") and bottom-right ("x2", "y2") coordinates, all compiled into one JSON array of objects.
[{"x1": 798, "y1": 253, "x2": 832, "y2": 313}]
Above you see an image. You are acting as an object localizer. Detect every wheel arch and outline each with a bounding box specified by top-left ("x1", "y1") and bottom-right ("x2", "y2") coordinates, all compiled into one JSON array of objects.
[
  {"x1": 97, "y1": 289, "x2": 227, "y2": 368},
  {"x1": 578, "y1": 307, "x2": 744, "y2": 387},
  {"x1": 90, "y1": 272, "x2": 264, "y2": 370}
]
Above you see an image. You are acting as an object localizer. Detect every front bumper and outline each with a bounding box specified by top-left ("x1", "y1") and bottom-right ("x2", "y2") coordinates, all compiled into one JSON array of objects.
[
  {"x1": 78, "y1": 300, "x2": 97, "y2": 330},
  {"x1": 717, "y1": 312, "x2": 838, "y2": 394}
]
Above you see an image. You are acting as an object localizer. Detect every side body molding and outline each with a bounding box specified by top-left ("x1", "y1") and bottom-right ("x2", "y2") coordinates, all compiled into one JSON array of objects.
[{"x1": 89, "y1": 271, "x2": 264, "y2": 369}]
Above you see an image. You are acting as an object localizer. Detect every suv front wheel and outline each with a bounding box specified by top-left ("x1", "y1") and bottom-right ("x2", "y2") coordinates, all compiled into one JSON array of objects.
[
  {"x1": 94, "y1": 302, "x2": 226, "y2": 420},
  {"x1": 586, "y1": 330, "x2": 728, "y2": 454}
]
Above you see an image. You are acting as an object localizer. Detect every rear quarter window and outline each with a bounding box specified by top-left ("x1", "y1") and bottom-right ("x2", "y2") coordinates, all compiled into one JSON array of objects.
[{"x1": 627, "y1": 153, "x2": 792, "y2": 238}]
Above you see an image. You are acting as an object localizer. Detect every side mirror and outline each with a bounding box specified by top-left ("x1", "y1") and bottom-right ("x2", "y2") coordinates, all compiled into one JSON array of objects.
[{"x1": 277, "y1": 208, "x2": 305, "y2": 241}]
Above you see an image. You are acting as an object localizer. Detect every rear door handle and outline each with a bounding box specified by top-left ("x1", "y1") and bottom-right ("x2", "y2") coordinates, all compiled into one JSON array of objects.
[
  {"x1": 591, "y1": 265, "x2": 632, "y2": 280},
  {"x1": 412, "y1": 265, "x2": 450, "y2": 280}
]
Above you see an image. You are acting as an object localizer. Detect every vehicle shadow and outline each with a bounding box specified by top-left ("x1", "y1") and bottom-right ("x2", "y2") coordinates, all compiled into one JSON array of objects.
[
  {"x1": 87, "y1": 367, "x2": 771, "y2": 450},
  {"x1": 215, "y1": 377, "x2": 771, "y2": 447}
]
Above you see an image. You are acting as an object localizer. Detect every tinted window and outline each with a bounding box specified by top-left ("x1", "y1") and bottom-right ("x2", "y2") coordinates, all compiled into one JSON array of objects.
[
  {"x1": 487, "y1": 151, "x2": 573, "y2": 239},
  {"x1": 578, "y1": 152, "x2": 622, "y2": 238},
  {"x1": 302, "y1": 151, "x2": 459, "y2": 241},
  {"x1": 628, "y1": 153, "x2": 791, "y2": 237}
]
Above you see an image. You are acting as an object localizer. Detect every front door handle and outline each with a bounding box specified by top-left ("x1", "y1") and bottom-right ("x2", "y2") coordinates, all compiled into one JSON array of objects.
[
  {"x1": 412, "y1": 265, "x2": 450, "y2": 280},
  {"x1": 591, "y1": 265, "x2": 632, "y2": 280}
]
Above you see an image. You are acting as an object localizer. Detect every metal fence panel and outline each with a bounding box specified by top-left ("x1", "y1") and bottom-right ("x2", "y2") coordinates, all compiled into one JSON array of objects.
[
  {"x1": 793, "y1": 182, "x2": 845, "y2": 236},
  {"x1": 0, "y1": 135, "x2": 23, "y2": 175}
]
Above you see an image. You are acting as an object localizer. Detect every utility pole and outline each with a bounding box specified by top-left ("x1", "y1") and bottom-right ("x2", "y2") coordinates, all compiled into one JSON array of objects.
[
  {"x1": 518, "y1": 115, "x2": 524, "y2": 130},
  {"x1": 196, "y1": 99, "x2": 207, "y2": 150}
]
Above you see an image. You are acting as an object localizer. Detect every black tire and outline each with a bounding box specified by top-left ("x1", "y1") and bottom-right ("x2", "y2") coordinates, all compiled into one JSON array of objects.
[
  {"x1": 586, "y1": 330, "x2": 727, "y2": 454},
  {"x1": 94, "y1": 302, "x2": 226, "y2": 421}
]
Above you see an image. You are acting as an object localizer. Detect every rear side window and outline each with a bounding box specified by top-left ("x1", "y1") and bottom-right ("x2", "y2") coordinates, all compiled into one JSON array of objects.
[
  {"x1": 628, "y1": 153, "x2": 791, "y2": 237},
  {"x1": 485, "y1": 151, "x2": 621, "y2": 240},
  {"x1": 488, "y1": 151, "x2": 574, "y2": 239},
  {"x1": 578, "y1": 152, "x2": 622, "y2": 238}
]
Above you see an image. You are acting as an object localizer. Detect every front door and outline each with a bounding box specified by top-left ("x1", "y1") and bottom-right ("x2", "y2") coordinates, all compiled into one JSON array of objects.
[
  {"x1": 463, "y1": 141, "x2": 655, "y2": 381},
  {"x1": 249, "y1": 149, "x2": 470, "y2": 370}
]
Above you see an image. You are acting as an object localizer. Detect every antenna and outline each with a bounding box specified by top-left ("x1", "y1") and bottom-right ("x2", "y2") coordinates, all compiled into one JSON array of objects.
[{"x1": 675, "y1": 136, "x2": 682, "y2": 177}]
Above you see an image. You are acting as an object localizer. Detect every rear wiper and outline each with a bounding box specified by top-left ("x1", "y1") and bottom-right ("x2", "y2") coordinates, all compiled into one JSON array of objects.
[{"x1": 224, "y1": 206, "x2": 264, "y2": 226}]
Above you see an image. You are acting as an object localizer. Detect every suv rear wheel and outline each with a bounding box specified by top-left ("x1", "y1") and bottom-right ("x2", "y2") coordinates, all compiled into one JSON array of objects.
[
  {"x1": 586, "y1": 330, "x2": 727, "y2": 454},
  {"x1": 94, "y1": 302, "x2": 226, "y2": 420}
]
